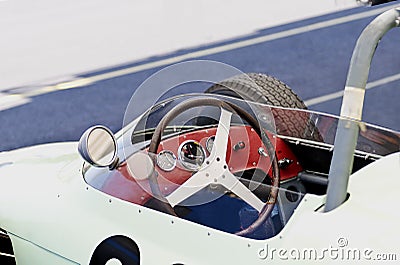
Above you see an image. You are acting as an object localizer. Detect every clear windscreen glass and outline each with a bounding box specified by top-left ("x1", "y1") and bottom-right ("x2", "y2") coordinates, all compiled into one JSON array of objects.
[
  {"x1": 270, "y1": 108, "x2": 400, "y2": 157},
  {"x1": 133, "y1": 96, "x2": 273, "y2": 139},
  {"x1": 121, "y1": 93, "x2": 399, "y2": 159}
]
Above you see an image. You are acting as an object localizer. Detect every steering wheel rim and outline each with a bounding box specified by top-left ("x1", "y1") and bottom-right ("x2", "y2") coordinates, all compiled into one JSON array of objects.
[{"x1": 147, "y1": 96, "x2": 280, "y2": 236}]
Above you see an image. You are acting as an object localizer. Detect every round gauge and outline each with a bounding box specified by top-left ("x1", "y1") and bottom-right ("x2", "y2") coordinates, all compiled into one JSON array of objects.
[
  {"x1": 206, "y1": 136, "x2": 215, "y2": 153},
  {"x1": 178, "y1": 140, "x2": 206, "y2": 171},
  {"x1": 156, "y1": 150, "x2": 177, "y2": 172}
]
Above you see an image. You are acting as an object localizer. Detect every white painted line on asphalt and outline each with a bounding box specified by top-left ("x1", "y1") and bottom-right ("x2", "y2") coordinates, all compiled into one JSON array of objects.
[
  {"x1": 84, "y1": 5, "x2": 396, "y2": 85},
  {"x1": 305, "y1": 72, "x2": 400, "y2": 106},
  {"x1": 0, "y1": 94, "x2": 31, "y2": 111},
  {"x1": 0, "y1": 4, "x2": 397, "y2": 105},
  {"x1": 305, "y1": 90, "x2": 345, "y2": 106},
  {"x1": 36, "y1": 4, "x2": 397, "y2": 91}
]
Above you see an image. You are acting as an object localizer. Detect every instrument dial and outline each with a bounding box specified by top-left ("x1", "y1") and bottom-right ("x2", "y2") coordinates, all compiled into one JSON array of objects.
[
  {"x1": 156, "y1": 150, "x2": 177, "y2": 171},
  {"x1": 178, "y1": 140, "x2": 206, "y2": 171}
]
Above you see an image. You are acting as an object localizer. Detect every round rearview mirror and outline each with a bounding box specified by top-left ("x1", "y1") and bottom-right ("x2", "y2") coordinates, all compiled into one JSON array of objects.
[{"x1": 78, "y1": 125, "x2": 118, "y2": 168}]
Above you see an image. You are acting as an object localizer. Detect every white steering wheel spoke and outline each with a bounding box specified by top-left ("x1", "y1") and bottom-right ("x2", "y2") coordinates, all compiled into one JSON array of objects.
[
  {"x1": 166, "y1": 108, "x2": 233, "y2": 208},
  {"x1": 166, "y1": 171, "x2": 211, "y2": 207},
  {"x1": 210, "y1": 108, "x2": 232, "y2": 160},
  {"x1": 220, "y1": 171, "x2": 265, "y2": 213},
  {"x1": 166, "y1": 107, "x2": 264, "y2": 214}
]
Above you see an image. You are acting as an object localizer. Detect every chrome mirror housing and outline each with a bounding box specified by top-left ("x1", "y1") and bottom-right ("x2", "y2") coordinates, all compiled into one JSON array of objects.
[{"x1": 78, "y1": 125, "x2": 118, "y2": 169}]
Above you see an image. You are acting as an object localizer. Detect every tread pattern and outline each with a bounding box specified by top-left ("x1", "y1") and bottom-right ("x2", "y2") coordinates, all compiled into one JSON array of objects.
[{"x1": 205, "y1": 73, "x2": 322, "y2": 141}]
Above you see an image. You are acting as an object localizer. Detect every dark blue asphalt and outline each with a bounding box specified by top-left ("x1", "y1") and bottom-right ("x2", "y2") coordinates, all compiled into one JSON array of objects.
[{"x1": 0, "y1": 3, "x2": 399, "y2": 152}]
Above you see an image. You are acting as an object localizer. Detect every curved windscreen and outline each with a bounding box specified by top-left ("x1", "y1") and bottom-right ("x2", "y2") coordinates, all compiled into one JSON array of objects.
[{"x1": 119, "y1": 93, "x2": 399, "y2": 160}]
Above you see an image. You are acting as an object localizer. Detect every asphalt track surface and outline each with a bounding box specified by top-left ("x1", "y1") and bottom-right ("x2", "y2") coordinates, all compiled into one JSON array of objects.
[{"x1": 0, "y1": 3, "x2": 399, "y2": 152}]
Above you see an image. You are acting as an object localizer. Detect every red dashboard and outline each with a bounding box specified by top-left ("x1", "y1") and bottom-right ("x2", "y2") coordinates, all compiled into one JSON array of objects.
[{"x1": 101, "y1": 126, "x2": 302, "y2": 205}]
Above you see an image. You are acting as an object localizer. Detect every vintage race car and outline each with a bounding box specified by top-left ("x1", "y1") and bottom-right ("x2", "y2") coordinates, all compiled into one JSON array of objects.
[{"x1": 1, "y1": 6, "x2": 399, "y2": 265}]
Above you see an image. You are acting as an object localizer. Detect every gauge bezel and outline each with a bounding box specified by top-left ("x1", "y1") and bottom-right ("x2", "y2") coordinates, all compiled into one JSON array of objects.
[
  {"x1": 156, "y1": 150, "x2": 177, "y2": 172},
  {"x1": 205, "y1": 135, "x2": 216, "y2": 153},
  {"x1": 178, "y1": 140, "x2": 207, "y2": 171}
]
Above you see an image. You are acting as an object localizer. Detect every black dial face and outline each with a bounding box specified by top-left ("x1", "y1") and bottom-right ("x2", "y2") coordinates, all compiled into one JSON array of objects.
[
  {"x1": 156, "y1": 150, "x2": 176, "y2": 171},
  {"x1": 178, "y1": 140, "x2": 206, "y2": 171}
]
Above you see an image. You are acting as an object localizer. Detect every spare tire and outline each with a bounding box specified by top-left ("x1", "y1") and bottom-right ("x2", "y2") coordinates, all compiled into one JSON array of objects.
[{"x1": 205, "y1": 73, "x2": 322, "y2": 141}]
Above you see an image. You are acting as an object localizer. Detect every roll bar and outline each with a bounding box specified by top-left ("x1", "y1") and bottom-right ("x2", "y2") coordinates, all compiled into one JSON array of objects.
[{"x1": 324, "y1": 7, "x2": 400, "y2": 212}]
